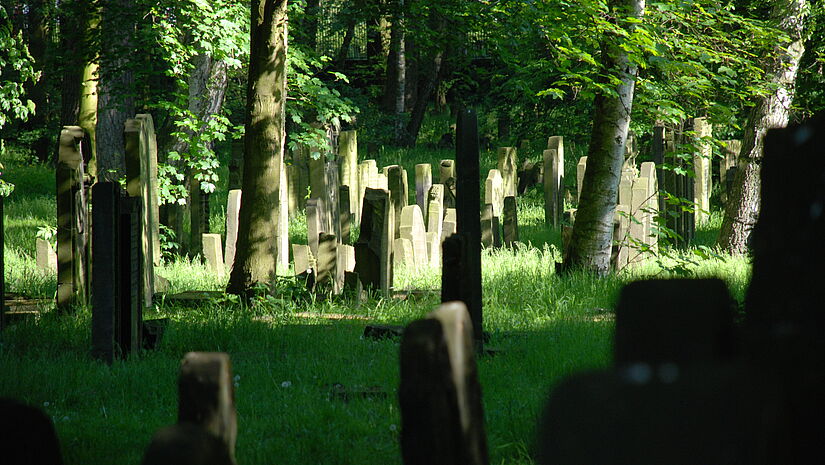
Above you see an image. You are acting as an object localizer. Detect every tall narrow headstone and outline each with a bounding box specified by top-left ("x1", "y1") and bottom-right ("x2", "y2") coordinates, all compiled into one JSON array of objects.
[
  {"x1": 338, "y1": 130, "x2": 360, "y2": 220},
  {"x1": 357, "y1": 159, "x2": 378, "y2": 221},
  {"x1": 452, "y1": 109, "x2": 483, "y2": 348},
  {"x1": 306, "y1": 198, "x2": 326, "y2": 260},
  {"x1": 202, "y1": 234, "x2": 225, "y2": 279},
  {"x1": 57, "y1": 125, "x2": 89, "y2": 311},
  {"x1": 427, "y1": 184, "x2": 445, "y2": 233},
  {"x1": 693, "y1": 117, "x2": 712, "y2": 224},
  {"x1": 481, "y1": 204, "x2": 494, "y2": 248},
  {"x1": 415, "y1": 164, "x2": 432, "y2": 218},
  {"x1": 426, "y1": 231, "x2": 440, "y2": 268},
  {"x1": 442, "y1": 208, "x2": 457, "y2": 242},
  {"x1": 497, "y1": 147, "x2": 518, "y2": 199},
  {"x1": 224, "y1": 190, "x2": 241, "y2": 272},
  {"x1": 503, "y1": 196, "x2": 519, "y2": 247},
  {"x1": 545, "y1": 136, "x2": 565, "y2": 228},
  {"x1": 576, "y1": 156, "x2": 587, "y2": 203},
  {"x1": 178, "y1": 352, "x2": 237, "y2": 463},
  {"x1": 135, "y1": 114, "x2": 161, "y2": 266},
  {"x1": 354, "y1": 188, "x2": 394, "y2": 294},
  {"x1": 400, "y1": 205, "x2": 428, "y2": 269},
  {"x1": 399, "y1": 302, "x2": 489, "y2": 465},
  {"x1": 386, "y1": 165, "x2": 408, "y2": 239},
  {"x1": 339, "y1": 185, "x2": 351, "y2": 244},
  {"x1": 484, "y1": 170, "x2": 504, "y2": 218},
  {"x1": 277, "y1": 156, "x2": 289, "y2": 268},
  {"x1": 125, "y1": 117, "x2": 156, "y2": 308},
  {"x1": 639, "y1": 162, "x2": 659, "y2": 250}
]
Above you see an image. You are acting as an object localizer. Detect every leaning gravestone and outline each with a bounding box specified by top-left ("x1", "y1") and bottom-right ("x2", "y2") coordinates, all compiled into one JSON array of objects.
[
  {"x1": 91, "y1": 182, "x2": 142, "y2": 364},
  {"x1": 354, "y1": 188, "x2": 394, "y2": 294},
  {"x1": 125, "y1": 115, "x2": 159, "y2": 309},
  {"x1": 224, "y1": 190, "x2": 242, "y2": 272},
  {"x1": 452, "y1": 109, "x2": 484, "y2": 348},
  {"x1": 399, "y1": 301, "x2": 488, "y2": 465},
  {"x1": 544, "y1": 136, "x2": 564, "y2": 228},
  {"x1": 57, "y1": 125, "x2": 90, "y2": 311}
]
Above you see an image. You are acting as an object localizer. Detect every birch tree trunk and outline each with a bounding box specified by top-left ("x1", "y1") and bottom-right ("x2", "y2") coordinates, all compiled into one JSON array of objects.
[
  {"x1": 227, "y1": 0, "x2": 288, "y2": 295},
  {"x1": 561, "y1": 0, "x2": 645, "y2": 275},
  {"x1": 718, "y1": 0, "x2": 808, "y2": 255}
]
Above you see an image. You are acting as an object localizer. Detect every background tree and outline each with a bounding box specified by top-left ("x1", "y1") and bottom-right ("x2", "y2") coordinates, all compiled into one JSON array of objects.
[{"x1": 227, "y1": 0, "x2": 289, "y2": 295}]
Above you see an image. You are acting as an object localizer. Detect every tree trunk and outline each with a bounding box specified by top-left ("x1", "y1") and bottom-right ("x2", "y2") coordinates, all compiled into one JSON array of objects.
[
  {"x1": 382, "y1": 0, "x2": 405, "y2": 126},
  {"x1": 227, "y1": 0, "x2": 288, "y2": 295},
  {"x1": 23, "y1": 0, "x2": 51, "y2": 163},
  {"x1": 718, "y1": 0, "x2": 807, "y2": 255},
  {"x1": 95, "y1": 0, "x2": 136, "y2": 182},
  {"x1": 401, "y1": 43, "x2": 446, "y2": 147},
  {"x1": 561, "y1": 0, "x2": 645, "y2": 275}
]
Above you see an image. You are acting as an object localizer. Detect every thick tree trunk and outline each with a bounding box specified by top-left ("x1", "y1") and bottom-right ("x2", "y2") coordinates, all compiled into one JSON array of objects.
[
  {"x1": 561, "y1": 0, "x2": 645, "y2": 275},
  {"x1": 95, "y1": 0, "x2": 135, "y2": 182},
  {"x1": 24, "y1": 0, "x2": 51, "y2": 163},
  {"x1": 401, "y1": 47, "x2": 445, "y2": 147},
  {"x1": 382, "y1": 0, "x2": 405, "y2": 130},
  {"x1": 718, "y1": 0, "x2": 807, "y2": 255},
  {"x1": 227, "y1": 0, "x2": 288, "y2": 295}
]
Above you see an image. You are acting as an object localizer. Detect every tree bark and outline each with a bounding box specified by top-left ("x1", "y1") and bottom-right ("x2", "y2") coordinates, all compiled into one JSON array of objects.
[
  {"x1": 23, "y1": 0, "x2": 51, "y2": 163},
  {"x1": 561, "y1": 0, "x2": 645, "y2": 275},
  {"x1": 95, "y1": 0, "x2": 136, "y2": 182},
  {"x1": 227, "y1": 0, "x2": 288, "y2": 295},
  {"x1": 718, "y1": 0, "x2": 807, "y2": 255},
  {"x1": 382, "y1": 0, "x2": 405, "y2": 131}
]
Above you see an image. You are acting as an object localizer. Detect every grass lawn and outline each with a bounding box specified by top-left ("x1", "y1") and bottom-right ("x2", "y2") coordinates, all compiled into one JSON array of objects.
[{"x1": 0, "y1": 130, "x2": 750, "y2": 464}]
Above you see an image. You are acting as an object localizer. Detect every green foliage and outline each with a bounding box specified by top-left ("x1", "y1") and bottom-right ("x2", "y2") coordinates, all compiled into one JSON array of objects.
[{"x1": 0, "y1": 5, "x2": 38, "y2": 130}]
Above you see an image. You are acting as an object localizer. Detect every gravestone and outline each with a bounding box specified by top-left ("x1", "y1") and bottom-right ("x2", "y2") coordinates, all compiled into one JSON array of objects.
[
  {"x1": 386, "y1": 165, "x2": 408, "y2": 239},
  {"x1": 480, "y1": 204, "x2": 494, "y2": 248},
  {"x1": 36, "y1": 238, "x2": 57, "y2": 273},
  {"x1": 639, "y1": 162, "x2": 659, "y2": 250},
  {"x1": 277, "y1": 157, "x2": 289, "y2": 268},
  {"x1": 720, "y1": 139, "x2": 741, "y2": 205},
  {"x1": 426, "y1": 231, "x2": 440, "y2": 268},
  {"x1": 354, "y1": 188, "x2": 394, "y2": 294},
  {"x1": 0, "y1": 398, "x2": 64, "y2": 464},
  {"x1": 453, "y1": 109, "x2": 483, "y2": 347},
  {"x1": 400, "y1": 205, "x2": 428, "y2": 269},
  {"x1": 316, "y1": 233, "x2": 339, "y2": 292},
  {"x1": 442, "y1": 208, "x2": 457, "y2": 242},
  {"x1": 177, "y1": 352, "x2": 237, "y2": 463},
  {"x1": 503, "y1": 196, "x2": 519, "y2": 246},
  {"x1": 224, "y1": 190, "x2": 241, "y2": 272},
  {"x1": 202, "y1": 234, "x2": 225, "y2": 280},
  {"x1": 484, "y1": 170, "x2": 503, "y2": 217},
  {"x1": 91, "y1": 182, "x2": 143, "y2": 364},
  {"x1": 497, "y1": 147, "x2": 518, "y2": 199},
  {"x1": 628, "y1": 180, "x2": 647, "y2": 264},
  {"x1": 339, "y1": 185, "x2": 351, "y2": 244},
  {"x1": 399, "y1": 301, "x2": 488, "y2": 465},
  {"x1": 439, "y1": 159, "x2": 456, "y2": 184},
  {"x1": 415, "y1": 164, "x2": 432, "y2": 218},
  {"x1": 427, "y1": 184, "x2": 445, "y2": 233},
  {"x1": 544, "y1": 136, "x2": 565, "y2": 228},
  {"x1": 612, "y1": 205, "x2": 630, "y2": 270},
  {"x1": 393, "y1": 237, "x2": 414, "y2": 270},
  {"x1": 286, "y1": 143, "x2": 310, "y2": 214},
  {"x1": 125, "y1": 116, "x2": 158, "y2": 308},
  {"x1": 376, "y1": 172, "x2": 389, "y2": 190},
  {"x1": 357, "y1": 159, "x2": 378, "y2": 221},
  {"x1": 306, "y1": 198, "x2": 326, "y2": 260},
  {"x1": 141, "y1": 424, "x2": 232, "y2": 465},
  {"x1": 576, "y1": 156, "x2": 587, "y2": 203},
  {"x1": 338, "y1": 130, "x2": 360, "y2": 220},
  {"x1": 693, "y1": 117, "x2": 712, "y2": 223},
  {"x1": 292, "y1": 244, "x2": 312, "y2": 275},
  {"x1": 57, "y1": 125, "x2": 90, "y2": 310}
]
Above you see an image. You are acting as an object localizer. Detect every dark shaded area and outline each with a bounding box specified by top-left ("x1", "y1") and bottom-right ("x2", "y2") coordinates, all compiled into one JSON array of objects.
[{"x1": 0, "y1": 397, "x2": 64, "y2": 465}]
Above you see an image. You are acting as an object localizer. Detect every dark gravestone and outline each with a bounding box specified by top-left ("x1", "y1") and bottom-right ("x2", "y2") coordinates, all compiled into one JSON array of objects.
[
  {"x1": 57, "y1": 126, "x2": 90, "y2": 311},
  {"x1": 0, "y1": 398, "x2": 64, "y2": 465},
  {"x1": 517, "y1": 160, "x2": 542, "y2": 195},
  {"x1": 141, "y1": 424, "x2": 232, "y2": 465},
  {"x1": 453, "y1": 109, "x2": 483, "y2": 348},
  {"x1": 339, "y1": 185, "x2": 351, "y2": 244},
  {"x1": 316, "y1": 232, "x2": 338, "y2": 292},
  {"x1": 386, "y1": 165, "x2": 408, "y2": 239},
  {"x1": 178, "y1": 352, "x2": 237, "y2": 463},
  {"x1": 355, "y1": 188, "x2": 393, "y2": 293},
  {"x1": 614, "y1": 279, "x2": 735, "y2": 366},
  {"x1": 502, "y1": 196, "x2": 519, "y2": 247},
  {"x1": 399, "y1": 302, "x2": 488, "y2": 465},
  {"x1": 744, "y1": 115, "x2": 825, "y2": 462},
  {"x1": 91, "y1": 182, "x2": 143, "y2": 364}
]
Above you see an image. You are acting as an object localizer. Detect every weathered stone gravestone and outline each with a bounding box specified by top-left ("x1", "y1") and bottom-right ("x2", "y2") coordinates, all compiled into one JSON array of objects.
[
  {"x1": 354, "y1": 188, "x2": 394, "y2": 295},
  {"x1": 0, "y1": 398, "x2": 65, "y2": 464},
  {"x1": 426, "y1": 231, "x2": 441, "y2": 268},
  {"x1": 544, "y1": 136, "x2": 564, "y2": 228},
  {"x1": 415, "y1": 163, "x2": 432, "y2": 218},
  {"x1": 480, "y1": 204, "x2": 495, "y2": 248},
  {"x1": 386, "y1": 165, "x2": 408, "y2": 239},
  {"x1": 202, "y1": 234, "x2": 225, "y2": 280},
  {"x1": 400, "y1": 205, "x2": 428, "y2": 269},
  {"x1": 316, "y1": 232, "x2": 341, "y2": 293},
  {"x1": 36, "y1": 238, "x2": 57, "y2": 273},
  {"x1": 497, "y1": 147, "x2": 518, "y2": 199},
  {"x1": 57, "y1": 125, "x2": 90, "y2": 310},
  {"x1": 442, "y1": 208, "x2": 457, "y2": 242},
  {"x1": 719, "y1": 139, "x2": 741, "y2": 205},
  {"x1": 503, "y1": 196, "x2": 519, "y2": 247},
  {"x1": 91, "y1": 182, "x2": 143, "y2": 364},
  {"x1": 536, "y1": 279, "x2": 787, "y2": 465},
  {"x1": 292, "y1": 244, "x2": 313, "y2": 275},
  {"x1": 399, "y1": 301, "x2": 488, "y2": 465},
  {"x1": 575, "y1": 156, "x2": 587, "y2": 203},
  {"x1": 338, "y1": 130, "x2": 360, "y2": 221},
  {"x1": 142, "y1": 352, "x2": 236, "y2": 465},
  {"x1": 426, "y1": 184, "x2": 445, "y2": 232},
  {"x1": 439, "y1": 159, "x2": 456, "y2": 184},
  {"x1": 224, "y1": 190, "x2": 242, "y2": 272},
  {"x1": 125, "y1": 115, "x2": 159, "y2": 309},
  {"x1": 440, "y1": 159, "x2": 457, "y2": 209},
  {"x1": 484, "y1": 169, "x2": 503, "y2": 218},
  {"x1": 308, "y1": 153, "x2": 340, "y2": 238},
  {"x1": 393, "y1": 237, "x2": 414, "y2": 270},
  {"x1": 357, "y1": 159, "x2": 378, "y2": 222},
  {"x1": 286, "y1": 143, "x2": 310, "y2": 215},
  {"x1": 339, "y1": 185, "x2": 351, "y2": 244},
  {"x1": 692, "y1": 117, "x2": 712, "y2": 224},
  {"x1": 306, "y1": 198, "x2": 326, "y2": 260}
]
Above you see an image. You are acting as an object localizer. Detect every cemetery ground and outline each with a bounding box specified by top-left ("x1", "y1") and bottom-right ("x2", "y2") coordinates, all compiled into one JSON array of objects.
[{"x1": 1, "y1": 129, "x2": 750, "y2": 464}]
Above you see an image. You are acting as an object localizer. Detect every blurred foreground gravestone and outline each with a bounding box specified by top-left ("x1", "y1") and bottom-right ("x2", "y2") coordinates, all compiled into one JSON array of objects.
[
  {"x1": 536, "y1": 278, "x2": 788, "y2": 464},
  {"x1": 91, "y1": 182, "x2": 143, "y2": 364},
  {"x1": 399, "y1": 302, "x2": 488, "y2": 465},
  {"x1": 142, "y1": 352, "x2": 236, "y2": 465},
  {"x1": 0, "y1": 398, "x2": 64, "y2": 465}
]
